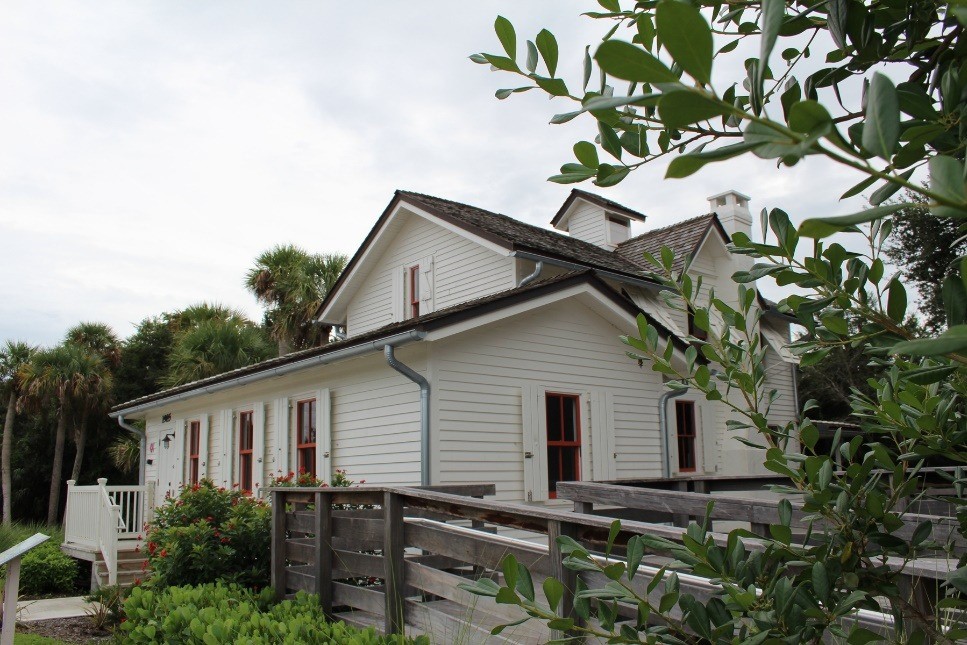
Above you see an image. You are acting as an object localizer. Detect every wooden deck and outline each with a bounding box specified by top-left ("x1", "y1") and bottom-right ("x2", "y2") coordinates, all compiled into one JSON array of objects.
[{"x1": 268, "y1": 480, "x2": 964, "y2": 642}]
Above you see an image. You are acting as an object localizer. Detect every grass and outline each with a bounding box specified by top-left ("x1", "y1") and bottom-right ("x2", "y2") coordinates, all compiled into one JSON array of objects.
[
  {"x1": 0, "y1": 522, "x2": 65, "y2": 552},
  {"x1": 14, "y1": 635, "x2": 71, "y2": 645}
]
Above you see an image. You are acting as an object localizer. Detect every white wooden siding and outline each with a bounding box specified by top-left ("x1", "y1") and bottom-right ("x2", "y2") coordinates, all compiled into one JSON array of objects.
[
  {"x1": 347, "y1": 213, "x2": 515, "y2": 336},
  {"x1": 565, "y1": 202, "x2": 608, "y2": 248},
  {"x1": 432, "y1": 300, "x2": 666, "y2": 504}
]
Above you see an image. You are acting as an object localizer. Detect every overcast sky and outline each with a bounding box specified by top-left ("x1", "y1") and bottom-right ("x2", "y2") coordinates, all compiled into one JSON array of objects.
[{"x1": 1, "y1": 2, "x2": 880, "y2": 347}]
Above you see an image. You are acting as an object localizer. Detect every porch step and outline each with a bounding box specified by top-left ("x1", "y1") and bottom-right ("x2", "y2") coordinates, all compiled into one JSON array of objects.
[{"x1": 93, "y1": 550, "x2": 148, "y2": 589}]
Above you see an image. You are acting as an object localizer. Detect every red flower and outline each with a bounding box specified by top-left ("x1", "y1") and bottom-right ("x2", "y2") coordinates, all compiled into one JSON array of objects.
[{"x1": 159, "y1": 548, "x2": 168, "y2": 558}]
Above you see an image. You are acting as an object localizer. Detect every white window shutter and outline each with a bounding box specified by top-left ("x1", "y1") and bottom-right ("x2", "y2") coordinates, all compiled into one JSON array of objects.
[
  {"x1": 220, "y1": 409, "x2": 234, "y2": 487},
  {"x1": 172, "y1": 420, "x2": 186, "y2": 492},
  {"x1": 521, "y1": 385, "x2": 548, "y2": 502},
  {"x1": 315, "y1": 388, "x2": 332, "y2": 484},
  {"x1": 252, "y1": 402, "x2": 265, "y2": 497},
  {"x1": 198, "y1": 415, "x2": 209, "y2": 480},
  {"x1": 275, "y1": 397, "x2": 290, "y2": 477},
  {"x1": 419, "y1": 256, "x2": 434, "y2": 313},
  {"x1": 590, "y1": 391, "x2": 617, "y2": 481},
  {"x1": 391, "y1": 267, "x2": 404, "y2": 322}
]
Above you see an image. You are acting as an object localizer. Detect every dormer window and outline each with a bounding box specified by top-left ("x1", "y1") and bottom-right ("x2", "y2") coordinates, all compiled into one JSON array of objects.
[{"x1": 606, "y1": 213, "x2": 631, "y2": 246}]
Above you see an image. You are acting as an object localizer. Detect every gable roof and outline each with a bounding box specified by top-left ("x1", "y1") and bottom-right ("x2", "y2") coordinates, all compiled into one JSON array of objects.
[
  {"x1": 551, "y1": 188, "x2": 648, "y2": 228},
  {"x1": 615, "y1": 213, "x2": 726, "y2": 274},
  {"x1": 114, "y1": 270, "x2": 685, "y2": 415}
]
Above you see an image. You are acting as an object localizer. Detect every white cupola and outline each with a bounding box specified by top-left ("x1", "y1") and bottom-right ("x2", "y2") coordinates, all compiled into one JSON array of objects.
[
  {"x1": 552, "y1": 189, "x2": 647, "y2": 249},
  {"x1": 707, "y1": 190, "x2": 752, "y2": 239}
]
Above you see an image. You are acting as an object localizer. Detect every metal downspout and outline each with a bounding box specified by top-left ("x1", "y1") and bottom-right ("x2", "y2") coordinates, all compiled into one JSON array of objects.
[
  {"x1": 384, "y1": 345, "x2": 430, "y2": 486},
  {"x1": 517, "y1": 261, "x2": 544, "y2": 287},
  {"x1": 658, "y1": 385, "x2": 689, "y2": 479},
  {"x1": 117, "y1": 414, "x2": 147, "y2": 485}
]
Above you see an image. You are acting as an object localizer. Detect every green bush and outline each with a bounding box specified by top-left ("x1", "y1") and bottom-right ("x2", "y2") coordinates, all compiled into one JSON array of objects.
[
  {"x1": 121, "y1": 582, "x2": 425, "y2": 644},
  {"x1": 143, "y1": 479, "x2": 270, "y2": 589},
  {"x1": 15, "y1": 542, "x2": 78, "y2": 596}
]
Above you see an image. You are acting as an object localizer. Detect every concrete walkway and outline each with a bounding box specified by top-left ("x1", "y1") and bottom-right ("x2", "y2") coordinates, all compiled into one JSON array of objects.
[{"x1": 16, "y1": 596, "x2": 93, "y2": 622}]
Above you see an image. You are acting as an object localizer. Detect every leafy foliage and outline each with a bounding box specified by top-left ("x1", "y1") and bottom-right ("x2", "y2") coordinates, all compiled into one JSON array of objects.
[
  {"x1": 121, "y1": 582, "x2": 424, "y2": 644},
  {"x1": 467, "y1": 1, "x2": 967, "y2": 642},
  {"x1": 142, "y1": 479, "x2": 270, "y2": 590},
  {"x1": 8, "y1": 541, "x2": 79, "y2": 597}
]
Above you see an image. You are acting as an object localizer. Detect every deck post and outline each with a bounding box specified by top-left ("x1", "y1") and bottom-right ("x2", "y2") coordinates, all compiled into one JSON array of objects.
[
  {"x1": 548, "y1": 518, "x2": 584, "y2": 642},
  {"x1": 270, "y1": 490, "x2": 286, "y2": 600},
  {"x1": 314, "y1": 491, "x2": 333, "y2": 618},
  {"x1": 383, "y1": 490, "x2": 405, "y2": 635},
  {"x1": 1, "y1": 558, "x2": 20, "y2": 645}
]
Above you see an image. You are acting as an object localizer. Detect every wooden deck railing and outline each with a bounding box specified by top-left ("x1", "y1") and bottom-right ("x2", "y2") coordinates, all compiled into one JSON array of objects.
[{"x1": 268, "y1": 484, "x2": 960, "y2": 641}]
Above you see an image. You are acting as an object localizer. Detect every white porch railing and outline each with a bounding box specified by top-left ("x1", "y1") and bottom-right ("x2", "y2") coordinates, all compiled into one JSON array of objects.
[{"x1": 64, "y1": 478, "x2": 155, "y2": 585}]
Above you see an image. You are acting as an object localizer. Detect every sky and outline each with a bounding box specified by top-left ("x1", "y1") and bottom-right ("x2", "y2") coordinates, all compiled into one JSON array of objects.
[{"x1": 1, "y1": 2, "x2": 884, "y2": 346}]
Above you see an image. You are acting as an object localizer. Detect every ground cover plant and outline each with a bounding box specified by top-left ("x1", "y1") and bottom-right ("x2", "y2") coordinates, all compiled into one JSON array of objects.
[
  {"x1": 463, "y1": 1, "x2": 967, "y2": 642},
  {"x1": 141, "y1": 479, "x2": 270, "y2": 589},
  {"x1": 121, "y1": 582, "x2": 425, "y2": 644}
]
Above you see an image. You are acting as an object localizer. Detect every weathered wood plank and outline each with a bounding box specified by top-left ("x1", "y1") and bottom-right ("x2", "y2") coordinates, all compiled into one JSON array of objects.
[
  {"x1": 404, "y1": 520, "x2": 551, "y2": 575},
  {"x1": 333, "y1": 581, "x2": 385, "y2": 616},
  {"x1": 286, "y1": 564, "x2": 315, "y2": 593},
  {"x1": 383, "y1": 491, "x2": 405, "y2": 635},
  {"x1": 549, "y1": 519, "x2": 583, "y2": 640},
  {"x1": 314, "y1": 491, "x2": 332, "y2": 616},
  {"x1": 332, "y1": 549, "x2": 383, "y2": 580},
  {"x1": 405, "y1": 598, "x2": 548, "y2": 644},
  {"x1": 404, "y1": 560, "x2": 533, "y2": 625},
  {"x1": 271, "y1": 491, "x2": 287, "y2": 599}
]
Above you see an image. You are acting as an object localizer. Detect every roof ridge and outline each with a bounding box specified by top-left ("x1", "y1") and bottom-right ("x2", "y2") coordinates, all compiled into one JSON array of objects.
[{"x1": 616, "y1": 212, "x2": 715, "y2": 248}]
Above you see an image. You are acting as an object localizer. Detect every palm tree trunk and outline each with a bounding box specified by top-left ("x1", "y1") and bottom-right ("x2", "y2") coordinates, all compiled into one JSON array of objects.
[
  {"x1": 47, "y1": 395, "x2": 68, "y2": 525},
  {"x1": 70, "y1": 410, "x2": 89, "y2": 482},
  {"x1": 2, "y1": 391, "x2": 16, "y2": 525}
]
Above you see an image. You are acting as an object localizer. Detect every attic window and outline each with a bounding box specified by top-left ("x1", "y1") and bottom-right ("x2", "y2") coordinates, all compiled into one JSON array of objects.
[{"x1": 606, "y1": 214, "x2": 630, "y2": 245}]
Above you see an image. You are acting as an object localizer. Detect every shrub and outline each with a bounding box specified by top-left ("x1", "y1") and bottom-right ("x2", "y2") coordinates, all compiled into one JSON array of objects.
[
  {"x1": 143, "y1": 479, "x2": 270, "y2": 589},
  {"x1": 15, "y1": 542, "x2": 78, "y2": 596},
  {"x1": 121, "y1": 582, "x2": 425, "y2": 644},
  {"x1": 266, "y1": 467, "x2": 359, "y2": 488},
  {"x1": 85, "y1": 584, "x2": 130, "y2": 630}
]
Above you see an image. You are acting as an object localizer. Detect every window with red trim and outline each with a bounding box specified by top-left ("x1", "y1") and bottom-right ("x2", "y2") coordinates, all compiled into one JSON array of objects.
[
  {"x1": 296, "y1": 399, "x2": 317, "y2": 477},
  {"x1": 546, "y1": 393, "x2": 581, "y2": 498},
  {"x1": 238, "y1": 411, "x2": 254, "y2": 494},
  {"x1": 675, "y1": 400, "x2": 697, "y2": 472},
  {"x1": 408, "y1": 265, "x2": 420, "y2": 318},
  {"x1": 188, "y1": 420, "x2": 201, "y2": 485}
]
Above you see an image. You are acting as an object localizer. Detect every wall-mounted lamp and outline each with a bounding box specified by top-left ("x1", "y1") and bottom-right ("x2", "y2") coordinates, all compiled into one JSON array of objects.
[{"x1": 162, "y1": 433, "x2": 175, "y2": 449}]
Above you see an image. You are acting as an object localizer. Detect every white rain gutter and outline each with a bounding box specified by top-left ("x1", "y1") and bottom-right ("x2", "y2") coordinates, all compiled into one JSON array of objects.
[
  {"x1": 517, "y1": 260, "x2": 544, "y2": 287},
  {"x1": 109, "y1": 330, "x2": 427, "y2": 418},
  {"x1": 658, "y1": 384, "x2": 690, "y2": 478},
  {"x1": 117, "y1": 414, "x2": 147, "y2": 485},
  {"x1": 384, "y1": 345, "x2": 430, "y2": 486},
  {"x1": 511, "y1": 251, "x2": 663, "y2": 292}
]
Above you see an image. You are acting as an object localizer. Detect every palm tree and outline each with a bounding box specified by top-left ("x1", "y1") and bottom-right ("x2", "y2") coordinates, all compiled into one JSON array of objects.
[
  {"x1": 163, "y1": 316, "x2": 274, "y2": 388},
  {"x1": 0, "y1": 341, "x2": 37, "y2": 525},
  {"x1": 19, "y1": 344, "x2": 109, "y2": 524},
  {"x1": 109, "y1": 433, "x2": 141, "y2": 475},
  {"x1": 245, "y1": 246, "x2": 348, "y2": 354},
  {"x1": 64, "y1": 323, "x2": 119, "y2": 481}
]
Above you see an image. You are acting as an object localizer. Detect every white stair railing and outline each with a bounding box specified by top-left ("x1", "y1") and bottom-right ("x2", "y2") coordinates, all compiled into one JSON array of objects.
[
  {"x1": 96, "y1": 478, "x2": 123, "y2": 586},
  {"x1": 0, "y1": 533, "x2": 50, "y2": 645}
]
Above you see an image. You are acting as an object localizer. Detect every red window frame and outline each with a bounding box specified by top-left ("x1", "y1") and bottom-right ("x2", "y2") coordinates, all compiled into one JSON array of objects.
[
  {"x1": 408, "y1": 265, "x2": 421, "y2": 318},
  {"x1": 545, "y1": 393, "x2": 581, "y2": 499},
  {"x1": 296, "y1": 399, "x2": 317, "y2": 477},
  {"x1": 188, "y1": 420, "x2": 201, "y2": 485},
  {"x1": 238, "y1": 411, "x2": 254, "y2": 494},
  {"x1": 675, "y1": 400, "x2": 697, "y2": 473}
]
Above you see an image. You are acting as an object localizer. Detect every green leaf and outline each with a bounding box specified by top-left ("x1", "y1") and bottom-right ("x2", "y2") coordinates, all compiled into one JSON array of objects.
[
  {"x1": 525, "y1": 40, "x2": 538, "y2": 73},
  {"x1": 655, "y1": 0, "x2": 713, "y2": 85},
  {"x1": 892, "y1": 325, "x2": 967, "y2": 357},
  {"x1": 483, "y1": 54, "x2": 520, "y2": 73},
  {"x1": 869, "y1": 169, "x2": 915, "y2": 206},
  {"x1": 573, "y1": 141, "x2": 599, "y2": 169},
  {"x1": 947, "y1": 565, "x2": 967, "y2": 595},
  {"x1": 886, "y1": 277, "x2": 907, "y2": 323},
  {"x1": 862, "y1": 72, "x2": 900, "y2": 160},
  {"x1": 758, "y1": 0, "x2": 785, "y2": 87},
  {"x1": 533, "y1": 76, "x2": 569, "y2": 97},
  {"x1": 929, "y1": 155, "x2": 967, "y2": 207},
  {"x1": 543, "y1": 577, "x2": 564, "y2": 612},
  {"x1": 598, "y1": 122, "x2": 622, "y2": 159},
  {"x1": 799, "y1": 204, "x2": 904, "y2": 239},
  {"x1": 787, "y1": 100, "x2": 832, "y2": 135},
  {"x1": 812, "y1": 562, "x2": 830, "y2": 602},
  {"x1": 658, "y1": 91, "x2": 730, "y2": 130},
  {"x1": 665, "y1": 142, "x2": 759, "y2": 179},
  {"x1": 595, "y1": 164, "x2": 629, "y2": 187},
  {"x1": 583, "y1": 93, "x2": 660, "y2": 111},
  {"x1": 536, "y1": 29, "x2": 559, "y2": 77},
  {"x1": 494, "y1": 16, "x2": 517, "y2": 59},
  {"x1": 594, "y1": 40, "x2": 678, "y2": 83},
  {"x1": 944, "y1": 272, "x2": 967, "y2": 326}
]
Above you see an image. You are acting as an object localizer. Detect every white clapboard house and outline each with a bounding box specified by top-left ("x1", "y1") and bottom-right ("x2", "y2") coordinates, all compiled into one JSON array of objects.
[{"x1": 63, "y1": 188, "x2": 798, "y2": 584}]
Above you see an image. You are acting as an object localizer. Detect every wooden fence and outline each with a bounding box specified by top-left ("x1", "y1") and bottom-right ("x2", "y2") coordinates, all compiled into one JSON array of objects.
[{"x1": 268, "y1": 483, "x2": 964, "y2": 642}]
